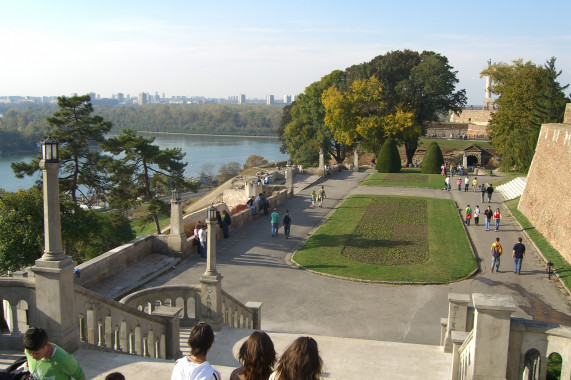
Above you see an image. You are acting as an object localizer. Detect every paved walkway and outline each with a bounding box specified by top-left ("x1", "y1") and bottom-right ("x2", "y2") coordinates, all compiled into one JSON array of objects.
[{"x1": 144, "y1": 169, "x2": 571, "y2": 347}]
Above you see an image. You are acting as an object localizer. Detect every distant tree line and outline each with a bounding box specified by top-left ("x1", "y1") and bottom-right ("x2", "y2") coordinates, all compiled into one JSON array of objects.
[{"x1": 0, "y1": 103, "x2": 284, "y2": 154}]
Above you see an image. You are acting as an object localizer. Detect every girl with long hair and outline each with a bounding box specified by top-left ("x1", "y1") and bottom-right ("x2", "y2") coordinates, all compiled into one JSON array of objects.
[
  {"x1": 269, "y1": 336, "x2": 322, "y2": 380},
  {"x1": 230, "y1": 331, "x2": 276, "y2": 380}
]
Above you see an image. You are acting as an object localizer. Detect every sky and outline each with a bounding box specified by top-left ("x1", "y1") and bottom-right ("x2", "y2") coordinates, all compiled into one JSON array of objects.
[{"x1": 1, "y1": 0, "x2": 570, "y2": 105}]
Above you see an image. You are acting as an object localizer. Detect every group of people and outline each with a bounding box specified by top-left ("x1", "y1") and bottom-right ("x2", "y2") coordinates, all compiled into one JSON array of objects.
[
  {"x1": 269, "y1": 208, "x2": 292, "y2": 238},
  {"x1": 490, "y1": 237, "x2": 526, "y2": 275},
  {"x1": 172, "y1": 323, "x2": 323, "y2": 380},
  {"x1": 464, "y1": 205, "x2": 501, "y2": 232},
  {"x1": 13, "y1": 324, "x2": 323, "y2": 380},
  {"x1": 309, "y1": 186, "x2": 326, "y2": 208},
  {"x1": 247, "y1": 193, "x2": 270, "y2": 216}
]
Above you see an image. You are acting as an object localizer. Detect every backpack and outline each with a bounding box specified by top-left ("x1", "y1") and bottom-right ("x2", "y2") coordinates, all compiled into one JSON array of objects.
[
  {"x1": 492, "y1": 243, "x2": 502, "y2": 258},
  {"x1": 0, "y1": 356, "x2": 29, "y2": 380},
  {"x1": 283, "y1": 215, "x2": 291, "y2": 225}
]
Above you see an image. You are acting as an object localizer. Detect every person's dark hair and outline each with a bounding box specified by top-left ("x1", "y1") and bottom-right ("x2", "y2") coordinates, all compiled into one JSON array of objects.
[
  {"x1": 187, "y1": 322, "x2": 214, "y2": 357},
  {"x1": 238, "y1": 331, "x2": 276, "y2": 380},
  {"x1": 105, "y1": 372, "x2": 126, "y2": 380},
  {"x1": 518, "y1": 237, "x2": 523, "y2": 243},
  {"x1": 23, "y1": 327, "x2": 49, "y2": 351},
  {"x1": 275, "y1": 336, "x2": 322, "y2": 380}
]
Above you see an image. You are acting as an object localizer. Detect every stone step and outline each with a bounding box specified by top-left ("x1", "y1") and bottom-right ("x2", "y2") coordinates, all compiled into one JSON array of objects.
[
  {"x1": 497, "y1": 177, "x2": 527, "y2": 201},
  {"x1": 0, "y1": 351, "x2": 23, "y2": 369}
]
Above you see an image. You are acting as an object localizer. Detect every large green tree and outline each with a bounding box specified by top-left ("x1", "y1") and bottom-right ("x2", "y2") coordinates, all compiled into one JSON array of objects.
[
  {"x1": 280, "y1": 50, "x2": 465, "y2": 166},
  {"x1": 0, "y1": 187, "x2": 134, "y2": 272},
  {"x1": 482, "y1": 58, "x2": 569, "y2": 172},
  {"x1": 349, "y1": 50, "x2": 466, "y2": 163},
  {"x1": 11, "y1": 95, "x2": 113, "y2": 204},
  {"x1": 102, "y1": 129, "x2": 194, "y2": 234},
  {"x1": 279, "y1": 70, "x2": 348, "y2": 166}
]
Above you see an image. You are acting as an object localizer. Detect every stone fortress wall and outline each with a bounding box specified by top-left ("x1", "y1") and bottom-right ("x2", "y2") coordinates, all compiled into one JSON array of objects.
[{"x1": 519, "y1": 104, "x2": 571, "y2": 264}]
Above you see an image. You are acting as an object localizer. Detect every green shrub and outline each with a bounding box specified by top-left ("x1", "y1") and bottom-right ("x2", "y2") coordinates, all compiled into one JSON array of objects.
[
  {"x1": 377, "y1": 139, "x2": 401, "y2": 173},
  {"x1": 421, "y1": 142, "x2": 444, "y2": 174}
]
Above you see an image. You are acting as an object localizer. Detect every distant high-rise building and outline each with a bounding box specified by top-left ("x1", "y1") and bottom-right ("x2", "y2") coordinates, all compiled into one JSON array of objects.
[
  {"x1": 266, "y1": 94, "x2": 274, "y2": 105},
  {"x1": 116, "y1": 93, "x2": 124, "y2": 102},
  {"x1": 138, "y1": 92, "x2": 148, "y2": 105},
  {"x1": 238, "y1": 94, "x2": 246, "y2": 104},
  {"x1": 283, "y1": 95, "x2": 292, "y2": 104}
]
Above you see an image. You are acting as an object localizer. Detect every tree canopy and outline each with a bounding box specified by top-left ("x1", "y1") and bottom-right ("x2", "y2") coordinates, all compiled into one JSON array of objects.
[
  {"x1": 11, "y1": 95, "x2": 113, "y2": 204},
  {"x1": 482, "y1": 58, "x2": 569, "y2": 172},
  {"x1": 102, "y1": 129, "x2": 195, "y2": 234},
  {"x1": 279, "y1": 50, "x2": 466, "y2": 166},
  {"x1": 0, "y1": 187, "x2": 134, "y2": 272}
]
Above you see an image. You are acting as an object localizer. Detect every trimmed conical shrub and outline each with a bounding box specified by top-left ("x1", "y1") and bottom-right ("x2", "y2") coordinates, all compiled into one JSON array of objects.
[
  {"x1": 421, "y1": 142, "x2": 444, "y2": 174},
  {"x1": 377, "y1": 139, "x2": 401, "y2": 173}
]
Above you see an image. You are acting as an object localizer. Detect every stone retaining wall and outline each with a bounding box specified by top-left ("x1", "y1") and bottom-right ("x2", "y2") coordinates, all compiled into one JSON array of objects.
[
  {"x1": 519, "y1": 120, "x2": 571, "y2": 264},
  {"x1": 75, "y1": 235, "x2": 154, "y2": 288}
]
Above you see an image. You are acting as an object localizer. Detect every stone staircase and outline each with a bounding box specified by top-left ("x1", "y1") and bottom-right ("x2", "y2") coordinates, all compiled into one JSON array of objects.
[
  {"x1": 71, "y1": 327, "x2": 452, "y2": 380},
  {"x1": 496, "y1": 176, "x2": 527, "y2": 201}
]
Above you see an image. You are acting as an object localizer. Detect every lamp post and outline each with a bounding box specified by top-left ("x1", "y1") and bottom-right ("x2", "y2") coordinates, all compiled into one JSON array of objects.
[
  {"x1": 38, "y1": 137, "x2": 65, "y2": 261},
  {"x1": 32, "y1": 137, "x2": 79, "y2": 351}
]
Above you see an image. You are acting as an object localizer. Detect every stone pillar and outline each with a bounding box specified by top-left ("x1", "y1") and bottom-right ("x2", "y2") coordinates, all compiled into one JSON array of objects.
[
  {"x1": 167, "y1": 189, "x2": 187, "y2": 255},
  {"x1": 470, "y1": 293, "x2": 516, "y2": 380},
  {"x1": 451, "y1": 331, "x2": 470, "y2": 380},
  {"x1": 353, "y1": 147, "x2": 359, "y2": 172},
  {"x1": 199, "y1": 206, "x2": 223, "y2": 329},
  {"x1": 152, "y1": 306, "x2": 182, "y2": 359},
  {"x1": 462, "y1": 151, "x2": 468, "y2": 168},
  {"x1": 285, "y1": 167, "x2": 293, "y2": 196},
  {"x1": 245, "y1": 301, "x2": 263, "y2": 330},
  {"x1": 319, "y1": 148, "x2": 325, "y2": 177},
  {"x1": 32, "y1": 153, "x2": 79, "y2": 352},
  {"x1": 443, "y1": 293, "x2": 470, "y2": 353}
]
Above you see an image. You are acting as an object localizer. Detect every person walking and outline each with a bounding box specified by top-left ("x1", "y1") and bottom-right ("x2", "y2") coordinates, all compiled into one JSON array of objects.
[
  {"x1": 222, "y1": 210, "x2": 231, "y2": 238},
  {"x1": 282, "y1": 210, "x2": 292, "y2": 239},
  {"x1": 317, "y1": 186, "x2": 326, "y2": 207},
  {"x1": 465, "y1": 205, "x2": 472, "y2": 226},
  {"x1": 271, "y1": 208, "x2": 280, "y2": 237},
  {"x1": 310, "y1": 190, "x2": 316, "y2": 208},
  {"x1": 491, "y1": 237, "x2": 503, "y2": 273},
  {"x1": 472, "y1": 177, "x2": 478, "y2": 192},
  {"x1": 199, "y1": 225, "x2": 207, "y2": 258},
  {"x1": 513, "y1": 237, "x2": 526, "y2": 275},
  {"x1": 474, "y1": 205, "x2": 480, "y2": 226},
  {"x1": 484, "y1": 206, "x2": 493, "y2": 231},
  {"x1": 464, "y1": 176, "x2": 470, "y2": 192},
  {"x1": 444, "y1": 176, "x2": 450, "y2": 191},
  {"x1": 457, "y1": 177, "x2": 462, "y2": 191},
  {"x1": 494, "y1": 208, "x2": 501, "y2": 232},
  {"x1": 486, "y1": 184, "x2": 494, "y2": 203},
  {"x1": 480, "y1": 184, "x2": 486, "y2": 203}
]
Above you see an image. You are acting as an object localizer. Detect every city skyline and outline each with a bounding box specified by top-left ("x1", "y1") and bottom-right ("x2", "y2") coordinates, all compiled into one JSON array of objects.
[{"x1": 1, "y1": 1, "x2": 570, "y2": 105}]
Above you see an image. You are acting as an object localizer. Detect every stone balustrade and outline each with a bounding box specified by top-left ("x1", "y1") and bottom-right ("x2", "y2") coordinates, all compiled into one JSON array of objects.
[
  {"x1": 0, "y1": 277, "x2": 37, "y2": 350},
  {"x1": 446, "y1": 293, "x2": 571, "y2": 380},
  {"x1": 120, "y1": 284, "x2": 262, "y2": 330},
  {"x1": 0, "y1": 278, "x2": 182, "y2": 359}
]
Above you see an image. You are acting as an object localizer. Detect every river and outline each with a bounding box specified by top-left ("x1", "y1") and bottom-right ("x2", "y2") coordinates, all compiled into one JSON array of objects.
[{"x1": 0, "y1": 133, "x2": 288, "y2": 192}]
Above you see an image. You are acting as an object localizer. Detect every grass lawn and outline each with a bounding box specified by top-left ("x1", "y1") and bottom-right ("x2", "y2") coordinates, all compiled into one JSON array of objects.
[
  {"x1": 131, "y1": 212, "x2": 172, "y2": 235},
  {"x1": 505, "y1": 197, "x2": 571, "y2": 290},
  {"x1": 293, "y1": 195, "x2": 476, "y2": 283},
  {"x1": 363, "y1": 170, "x2": 446, "y2": 189}
]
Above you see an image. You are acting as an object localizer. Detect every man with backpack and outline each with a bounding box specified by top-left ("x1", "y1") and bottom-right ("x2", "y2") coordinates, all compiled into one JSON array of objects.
[
  {"x1": 282, "y1": 210, "x2": 292, "y2": 239},
  {"x1": 491, "y1": 237, "x2": 503, "y2": 273}
]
